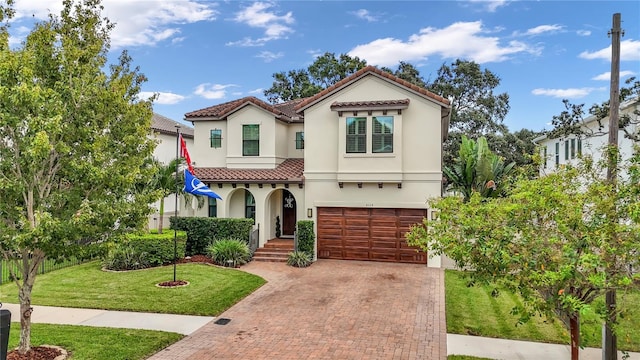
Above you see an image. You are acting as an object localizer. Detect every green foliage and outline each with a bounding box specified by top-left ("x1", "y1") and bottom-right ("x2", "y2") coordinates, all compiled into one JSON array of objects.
[
  {"x1": 443, "y1": 135, "x2": 515, "y2": 201},
  {"x1": 381, "y1": 61, "x2": 427, "y2": 88},
  {"x1": 206, "y1": 239, "x2": 251, "y2": 267},
  {"x1": 0, "y1": 0, "x2": 157, "y2": 351},
  {"x1": 296, "y1": 220, "x2": 315, "y2": 255},
  {"x1": 408, "y1": 153, "x2": 640, "y2": 348},
  {"x1": 264, "y1": 52, "x2": 367, "y2": 103},
  {"x1": 170, "y1": 217, "x2": 254, "y2": 255},
  {"x1": 275, "y1": 215, "x2": 281, "y2": 238},
  {"x1": 286, "y1": 251, "x2": 312, "y2": 268},
  {"x1": 126, "y1": 231, "x2": 187, "y2": 266},
  {"x1": 102, "y1": 243, "x2": 149, "y2": 271}
]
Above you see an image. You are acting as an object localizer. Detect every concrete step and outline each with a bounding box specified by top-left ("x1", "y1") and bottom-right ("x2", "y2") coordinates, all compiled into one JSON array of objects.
[{"x1": 252, "y1": 255, "x2": 288, "y2": 263}]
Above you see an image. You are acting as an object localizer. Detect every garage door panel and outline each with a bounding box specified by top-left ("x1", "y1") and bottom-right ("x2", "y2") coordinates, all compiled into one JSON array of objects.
[
  {"x1": 343, "y1": 249, "x2": 370, "y2": 260},
  {"x1": 317, "y1": 207, "x2": 427, "y2": 264}
]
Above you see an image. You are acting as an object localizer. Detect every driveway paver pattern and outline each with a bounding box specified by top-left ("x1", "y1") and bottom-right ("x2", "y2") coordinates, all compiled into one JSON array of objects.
[{"x1": 148, "y1": 259, "x2": 446, "y2": 360}]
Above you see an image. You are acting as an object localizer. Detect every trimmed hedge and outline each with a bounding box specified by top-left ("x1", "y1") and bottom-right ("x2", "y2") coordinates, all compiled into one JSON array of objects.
[
  {"x1": 297, "y1": 220, "x2": 315, "y2": 256},
  {"x1": 170, "y1": 217, "x2": 254, "y2": 256},
  {"x1": 126, "y1": 231, "x2": 187, "y2": 266}
]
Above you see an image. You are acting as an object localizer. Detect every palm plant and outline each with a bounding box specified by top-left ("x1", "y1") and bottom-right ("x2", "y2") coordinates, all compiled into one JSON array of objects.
[{"x1": 443, "y1": 135, "x2": 515, "y2": 201}]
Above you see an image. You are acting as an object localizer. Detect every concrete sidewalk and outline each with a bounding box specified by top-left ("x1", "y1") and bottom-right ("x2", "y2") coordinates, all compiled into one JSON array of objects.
[
  {"x1": 0, "y1": 303, "x2": 213, "y2": 335},
  {"x1": 448, "y1": 333, "x2": 640, "y2": 360},
  {"x1": 2, "y1": 303, "x2": 640, "y2": 359}
]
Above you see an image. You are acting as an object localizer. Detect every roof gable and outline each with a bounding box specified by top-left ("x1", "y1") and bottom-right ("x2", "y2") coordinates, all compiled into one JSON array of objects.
[
  {"x1": 151, "y1": 113, "x2": 193, "y2": 138},
  {"x1": 185, "y1": 96, "x2": 304, "y2": 122},
  {"x1": 294, "y1": 66, "x2": 450, "y2": 112}
]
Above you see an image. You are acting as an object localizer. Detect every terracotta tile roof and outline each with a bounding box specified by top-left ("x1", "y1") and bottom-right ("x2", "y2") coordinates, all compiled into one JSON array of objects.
[
  {"x1": 194, "y1": 158, "x2": 304, "y2": 183},
  {"x1": 330, "y1": 99, "x2": 410, "y2": 110},
  {"x1": 295, "y1": 66, "x2": 450, "y2": 112},
  {"x1": 151, "y1": 113, "x2": 193, "y2": 138},
  {"x1": 185, "y1": 96, "x2": 304, "y2": 122}
]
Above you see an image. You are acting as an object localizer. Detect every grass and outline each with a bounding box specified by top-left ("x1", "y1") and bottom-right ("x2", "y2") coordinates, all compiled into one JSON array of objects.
[
  {"x1": 0, "y1": 261, "x2": 266, "y2": 316},
  {"x1": 448, "y1": 356, "x2": 494, "y2": 360},
  {"x1": 7, "y1": 323, "x2": 183, "y2": 360},
  {"x1": 446, "y1": 270, "x2": 640, "y2": 351}
]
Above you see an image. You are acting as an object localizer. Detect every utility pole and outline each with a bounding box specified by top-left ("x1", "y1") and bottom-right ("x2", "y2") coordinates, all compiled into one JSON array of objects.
[{"x1": 603, "y1": 12, "x2": 622, "y2": 360}]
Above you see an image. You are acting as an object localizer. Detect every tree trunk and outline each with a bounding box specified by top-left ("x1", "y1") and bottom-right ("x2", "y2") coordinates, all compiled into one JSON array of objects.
[
  {"x1": 17, "y1": 251, "x2": 44, "y2": 354},
  {"x1": 158, "y1": 197, "x2": 165, "y2": 234},
  {"x1": 570, "y1": 313, "x2": 580, "y2": 360}
]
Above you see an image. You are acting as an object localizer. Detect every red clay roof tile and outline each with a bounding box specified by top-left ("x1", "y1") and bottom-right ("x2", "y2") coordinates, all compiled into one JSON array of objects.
[{"x1": 194, "y1": 158, "x2": 304, "y2": 183}]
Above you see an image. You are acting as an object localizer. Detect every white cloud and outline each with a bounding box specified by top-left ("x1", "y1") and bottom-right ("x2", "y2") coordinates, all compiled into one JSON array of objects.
[
  {"x1": 139, "y1": 91, "x2": 186, "y2": 105},
  {"x1": 591, "y1": 70, "x2": 636, "y2": 81},
  {"x1": 194, "y1": 83, "x2": 237, "y2": 100},
  {"x1": 351, "y1": 9, "x2": 380, "y2": 22},
  {"x1": 256, "y1": 51, "x2": 284, "y2": 62},
  {"x1": 468, "y1": 0, "x2": 508, "y2": 12},
  {"x1": 531, "y1": 87, "x2": 605, "y2": 99},
  {"x1": 12, "y1": 0, "x2": 218, "y2": 49},
  {"x1": 522, "y1": 24, "x2": 564, "y2": 36},
  {"x1": 579, "y1": 39, "x2": 640, "y2": 61},
  {"x1": 349, "y1": 21, "x2": 539, "y2": 66},
  {"x1": 577, "y1": 30, "x2": 591, "y2": 37},
  {"x1": 249, "y1": 88, "x2": 264, "y2": 95},
  {"x1": 229, "y1": 2, "x2": 294, "y2": 47}
]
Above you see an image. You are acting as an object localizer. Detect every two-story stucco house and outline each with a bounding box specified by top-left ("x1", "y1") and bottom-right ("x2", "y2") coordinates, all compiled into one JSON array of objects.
[
  {"x1": 185, "y1": 66, "x2": 451, "y2": 267},
  {"x1": 534, "y1": 98, "x2": 639, "y2": 175},
  {"x1": 148, "y1": 113, "x2": 197, "y2": 230}
]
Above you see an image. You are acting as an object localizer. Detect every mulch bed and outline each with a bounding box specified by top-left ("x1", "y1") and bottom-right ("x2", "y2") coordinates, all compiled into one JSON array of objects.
[
  {"x1": 7, "y1": 346, "x2": 64, "y2": 360},
  {"x1": 176, "y1": 254, "x2": 215, "y2": 264}
]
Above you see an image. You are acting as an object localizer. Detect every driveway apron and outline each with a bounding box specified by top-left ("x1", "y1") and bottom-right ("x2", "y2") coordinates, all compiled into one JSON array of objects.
[{"x1": 148, "y1": 259, "x2": 446, "y2": 360}]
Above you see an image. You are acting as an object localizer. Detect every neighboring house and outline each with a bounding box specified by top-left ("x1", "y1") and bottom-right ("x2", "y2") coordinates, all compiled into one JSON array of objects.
[
  {"x1": 534, "y1": 98, "x2": 639, "y2": 175},
  {"x1": 185, "y1": 66, "x2": 451, "y2": 267},
  {"x1": 148, "y1": 113, "x2": 196, "y2": 230}
]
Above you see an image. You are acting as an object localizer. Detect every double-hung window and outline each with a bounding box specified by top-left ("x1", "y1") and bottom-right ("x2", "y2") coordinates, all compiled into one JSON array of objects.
[
  {"x1": 208, "y1": 198, "x2": 217, "y2": 217},
  {"x1": 243, "y1": 125, "x2": 259, "y2": 156},
  {"x1": 555, "y1": 142, "x2": 559, "y2": 166},
  {"x1": 570, "y1": 138, "x2": 576, "y2": 159},
  {"x1": 564, "y1": 141, "x2": 569, "y2": 160},
  {"x1": 372, "y1": 116, "x2": 393, "y2": 153},
  {"x1": 210, "y1": 129, "x2": 222, "y2": 148},
  {"x1": 346, "y1": 117, "x2": 367, "y2": 153},
  {"x1": 245, "y1": 192, "x2": 255, "y2": 223}
]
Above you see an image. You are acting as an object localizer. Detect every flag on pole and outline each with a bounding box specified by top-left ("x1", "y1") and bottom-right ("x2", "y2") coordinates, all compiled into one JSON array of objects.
[
  {"x1": 184, "y1": 170, "x2": 222, "y2": 200},
  {"x1": 179, "y1": 133, "x2": 194, "y2": 173}
]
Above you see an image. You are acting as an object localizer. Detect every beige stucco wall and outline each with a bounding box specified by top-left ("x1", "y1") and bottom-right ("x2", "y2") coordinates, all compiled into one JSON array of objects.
[
  {"x1": 191, "y1": 120, "x2": 227, "y2": 168},
  {"x1": 302, "y1": 75, "x2": 444, "y2": 267}
]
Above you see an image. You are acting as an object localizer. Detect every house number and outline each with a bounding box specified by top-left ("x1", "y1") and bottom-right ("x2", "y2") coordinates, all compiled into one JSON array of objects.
[{"x1": 365, "y1": 203, "x2": 374, "y2": 207}]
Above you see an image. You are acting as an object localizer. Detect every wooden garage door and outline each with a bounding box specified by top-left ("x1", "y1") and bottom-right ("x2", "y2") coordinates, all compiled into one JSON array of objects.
[{"x1": 317, "y1": 207, "x2": 427, "y2": 264}]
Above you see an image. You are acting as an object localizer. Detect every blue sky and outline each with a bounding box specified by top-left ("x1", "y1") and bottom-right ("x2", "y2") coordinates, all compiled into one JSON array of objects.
[{"x1": 9, "y1": 0, "x2": 640, "y2": 132}]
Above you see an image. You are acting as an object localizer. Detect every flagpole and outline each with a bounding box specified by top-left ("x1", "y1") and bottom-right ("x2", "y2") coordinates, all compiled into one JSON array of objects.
[{"x1": 174, "y1": 124, "x2": 180, "y2": 283}]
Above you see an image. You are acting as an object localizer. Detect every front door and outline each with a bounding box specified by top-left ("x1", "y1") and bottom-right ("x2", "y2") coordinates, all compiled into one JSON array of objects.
[{"x1": 282, "y1": 190, "x2": 296, "y2": 236}]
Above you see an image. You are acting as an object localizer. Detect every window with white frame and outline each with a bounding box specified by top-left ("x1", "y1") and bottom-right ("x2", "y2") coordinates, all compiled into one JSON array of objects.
[
  {"x1": 210, "y1": 129, "x2": 222, "y2": 148},
  {"x1": 243, "y1": 125, "x2": 259, "y2": 156},
  {"x1": 372, "y1": 116, "x2": 393, "y2": 153},
  {"x1": 346, "y1": 117, "x2": 367, "y2": 153}
]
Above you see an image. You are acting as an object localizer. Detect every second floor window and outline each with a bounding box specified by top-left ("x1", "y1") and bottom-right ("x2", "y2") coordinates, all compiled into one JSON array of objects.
[
  {"x1": 295, "y1": 131, "x2": 304, "y2": 149},
  {"x1": 210, "y1": 129, "x2": 222, "y2": 148},
  {"x1": 346, "y1": 117, "x2": 366, "y2": 153},
  {"x1": 243, "y1": 124, "x2": 259, "y2": 156},
  {"x1": 372, "y1": 116, "x2": 393, "y2": 153},
  {"x1": 555, "y1": 142, "x2": 559, "y2": 166}
]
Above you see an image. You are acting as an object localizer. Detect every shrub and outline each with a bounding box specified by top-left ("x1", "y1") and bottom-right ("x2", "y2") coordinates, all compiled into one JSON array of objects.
[
  {"x1": 287, "y1": 251, "x2": 312, "y2": 268},
  {"x1": 102, "y1": 243, "x2": 149, "y2": 271},
  {"x1": 170, "y1": 217, "x2": 254, "y2": 255},
  {"x1": 126, "y1": 231, "x2": 186, "y2": 266},
  {"x1": 297, "y1": 220, "x2": 315, "y2": 255},
  {"x1": 206, "y1": 239, "x2": 251, "y2": 267}
]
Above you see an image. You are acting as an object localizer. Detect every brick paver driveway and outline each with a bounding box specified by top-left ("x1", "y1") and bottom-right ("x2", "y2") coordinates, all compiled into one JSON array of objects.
[{"x1": 148, "y1": 260, "x2": 446, "y2": 360}]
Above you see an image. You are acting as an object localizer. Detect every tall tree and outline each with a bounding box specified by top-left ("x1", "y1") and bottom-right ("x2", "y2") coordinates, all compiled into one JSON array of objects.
[
  {"x1": 429, "y1": 60, "x2": 511, "y2": 169},
  {"x1": 408, "y1": 155, "x2": 640, "y2": 360},
  {"x1": 0, "y1": 0, "x2": 157, "y2": 353},
  {"x1": 381, "y1": 61, "x2": 427, "y2": 88},
  {"x1": 264, "y1": 52, "x2": 367, "y2": 103}
]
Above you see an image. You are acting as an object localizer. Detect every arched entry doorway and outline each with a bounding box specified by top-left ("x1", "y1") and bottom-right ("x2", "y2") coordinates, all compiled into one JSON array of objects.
[{"x1": 282, "y1": 189, "x2": 297, "y2": 237}]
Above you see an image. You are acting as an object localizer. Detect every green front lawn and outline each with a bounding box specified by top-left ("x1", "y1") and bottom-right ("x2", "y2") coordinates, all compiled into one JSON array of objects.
[
  {"x1": 446, "y1": 270, "x2": 640, "y2": 351},
  {"x1": 0, "y1": 261, "x2": 266, "y2": 316},
  {"x1": 8, "y1": 323, "x2": 182, "y2": 360}
]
